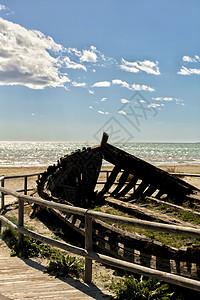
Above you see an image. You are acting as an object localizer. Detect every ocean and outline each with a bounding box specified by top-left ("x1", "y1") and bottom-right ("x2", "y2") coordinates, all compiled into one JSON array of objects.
[{"x1": 0, "y1": 141, "x2": 199, "y2": 167}]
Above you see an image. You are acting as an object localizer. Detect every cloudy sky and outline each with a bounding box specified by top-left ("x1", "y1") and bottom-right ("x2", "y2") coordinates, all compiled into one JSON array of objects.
[{"x1": 0, "y1": 0, "x2": 199, "y2": 142}]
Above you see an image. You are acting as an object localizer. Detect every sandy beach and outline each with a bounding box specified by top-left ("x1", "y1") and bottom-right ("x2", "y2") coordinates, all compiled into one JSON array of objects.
[{"x1": 0, "y1": 164, "x2": 200, "y2": 193}]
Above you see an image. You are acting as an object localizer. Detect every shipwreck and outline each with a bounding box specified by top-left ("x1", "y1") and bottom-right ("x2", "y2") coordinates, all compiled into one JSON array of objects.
[{"x1": 37, "y1": 132, "x2": 200, "y2": 278}]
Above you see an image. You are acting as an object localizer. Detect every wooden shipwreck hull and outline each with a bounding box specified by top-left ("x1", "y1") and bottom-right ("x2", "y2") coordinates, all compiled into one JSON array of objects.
[{"x1": 37, "y1": 133, "x2": 200, "y2": 278}]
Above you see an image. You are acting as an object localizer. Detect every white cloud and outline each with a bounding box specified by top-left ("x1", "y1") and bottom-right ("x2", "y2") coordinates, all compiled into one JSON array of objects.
[
  {"x1": 118, "y1": 110, "x2": 126, "y2": 115},
  {"x1": 63, "y1": 57, "x2": 87, "y2": 71},
  {"x1": 112, "y1": 79, "x2": 129, "y2": 89},
  {"x1": 178, "y1": 66, "x2": 200, "y2": 75},
  {"x1": 80, "y1": 49, "x2": 97, "y2": 62},
  {"x1": 152, "y1": 97, "x2": 173, "y2": 101},
  {"x1": 130, "y1": 83, "x2": 155, "y2": 92},
  {"x1": 0, "y1": 17, "x2": 70, "y2": 89},
  {"x1": 72, "y1": 81, "x2": 86, "y2": 87},
  {"x1": 0, "y1": 5, "x2": 6, "y2": 10},
  {"x1": 178, "y1": 55, "x2": 200, "y2": 75},
  {"x1": 152, "y1": 97, "x2": 184, "y2": 106},
  {"x1": 112, "y1": 79, "x2": 154, "y2": 92},
  {"x1": 121, "y1": 98, "x2": 130, "y2": 103},
  {"x1": 88, "y1": 89, "x2": 94, "y2": 94},
  {"x1": 120, "y1": 58, "x2": 160, "y2": 75},
  {"x1": 97, "y1": 110, "x2": 110, "y2": 115},
  {"x1": 67, "y1": 47, "x2": 82, "y2": 57},
  {"x1": 120, "y1": 64, "x2": 139, "y2": 73},
  {"x1": 175, "y1": 98, "x2": 185, "y2": 105},
  {"x1": 101, "y1": 97, "x2": 107, "y2": 102},
  {"x1": 148, "y1": 103, "x2": 161, "y2": 108},
  {"x1": 92, "y1": 81, "x2": 111, "y2": 87},
  {"x1": 182, "y1": 55, "x2": 200, "y2": 62}
]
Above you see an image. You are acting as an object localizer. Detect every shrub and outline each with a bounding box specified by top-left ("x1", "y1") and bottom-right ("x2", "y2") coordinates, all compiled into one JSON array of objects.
[
  {"x1": 109, "y1": 275, "x2": 174, "y2": 300},
  {"x1": 45, "y1": 255, "x2": 84, "y2": 278}
]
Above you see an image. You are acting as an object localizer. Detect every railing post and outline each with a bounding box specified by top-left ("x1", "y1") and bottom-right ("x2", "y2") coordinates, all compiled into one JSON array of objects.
[
  {"x1": 18, "y1": 197, "x2": 24, "y2": 244},
  {"x1": 84, "y1": 213, "x2": 93, "y2": 283},
  {"x1": 1, "y1": 176, "x2": 5, "y2": 209},
  {"x1": 0, "y1": 219, "x2": 2, "y2": 238},
  {"x1": 24, "y1": 176, "x2": 28, "y2": 195}
]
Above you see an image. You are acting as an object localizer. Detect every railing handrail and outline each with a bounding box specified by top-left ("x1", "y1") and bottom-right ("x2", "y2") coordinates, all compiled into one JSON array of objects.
[
  {"x1": 1, "y1": 186, "x2": 200, "y2": 238},
  {"x1": 1, "y1": 186, "x2": 200, "y2": 291},
  {"x1": 1, "y1": 214, "x2": 200, "y2": 292},
  {"x1": 1, "y1": 170, "x2": 200, "y2": 181},
  {"x1": 2, "y1": 173, "x2": 41, "y2": 180}
]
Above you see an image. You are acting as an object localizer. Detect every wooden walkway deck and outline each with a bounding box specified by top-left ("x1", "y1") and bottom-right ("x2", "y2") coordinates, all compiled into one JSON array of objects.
[{"x1": 0, "y1": 241, "x2": 111, "y2": 300}]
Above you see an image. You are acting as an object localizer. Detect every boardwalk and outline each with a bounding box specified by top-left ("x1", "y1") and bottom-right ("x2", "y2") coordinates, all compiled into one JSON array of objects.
[{"x1": 0, "y1": 241, "x2": 111, "y2": 300}]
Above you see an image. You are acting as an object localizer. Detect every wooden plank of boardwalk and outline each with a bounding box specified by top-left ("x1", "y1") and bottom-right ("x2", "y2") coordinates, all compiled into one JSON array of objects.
[{"x1": 0, "y1": 242, "x2": 111, "y2": 300}]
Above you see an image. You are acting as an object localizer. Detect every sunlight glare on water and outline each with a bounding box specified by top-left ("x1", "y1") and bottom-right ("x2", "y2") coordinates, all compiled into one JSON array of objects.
[{"x1": 0, "y1": 141, "x2": 199, "y2": 167}]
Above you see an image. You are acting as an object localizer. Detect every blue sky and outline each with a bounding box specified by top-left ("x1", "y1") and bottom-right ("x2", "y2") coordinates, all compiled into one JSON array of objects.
[{"x1": 0, "y1": 0, "x2": 199, "y2": 142}]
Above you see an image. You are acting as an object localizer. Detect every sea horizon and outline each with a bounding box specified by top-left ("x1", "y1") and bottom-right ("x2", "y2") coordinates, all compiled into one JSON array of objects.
[{"x1": 0, "y1": 140, "x2": 200, "y2": 167}]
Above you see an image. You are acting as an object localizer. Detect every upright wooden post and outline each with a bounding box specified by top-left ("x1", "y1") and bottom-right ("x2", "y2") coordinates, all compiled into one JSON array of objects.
[
  {"x1": 0, "y1": 219, "x2": 2, "y2": 238},
  {"x1": 84, "y1": 213, "x2": 93, "y2": 283},
  {"x1": 18, "y1": 198, "x2": 24, "y2": 244},
  {"x1": 100, "y1": 132, "x2": 109, "y2": 146},
  {"x1": 1, "y1": 176, "x2": 5, "y2": 209},
  {"x1": 24, "y1": 176, "x2": 28, "y2": 195}
]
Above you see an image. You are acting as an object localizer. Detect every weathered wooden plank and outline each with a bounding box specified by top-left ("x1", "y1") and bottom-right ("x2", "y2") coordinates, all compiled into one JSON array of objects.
[
  {"x1": 111, "y1": 170, "x2": 130, "y2": 196},
  {"x1": 142, "y1": 185, "x2": 157, "y2": 198},
  {"x1": 3, "y1": 173, "x2": 41, "y2": 179},
  {"x1": 105, "y1": 197, "x2": 200, "y2": 228},
  {"x1": 18, "y1": 197, "x2": 24, "y2": 244},
  {"x1": 154, "y1": 190, "x2": 165, "y2": 199},
  {"x1": 0, "y1": 245, "x2": 111, "y2": 300},
  {"x1": 88, "y1": 251, "x2": 200, "y2": 292},
  {"x1": 84, "y1": 214, "x2": 93, "y2": 283},
  {"x1": 186, "y1": 193, "x2": 200, "y2": 203},
  {"x1": 1, "y1": 176, "x2": 4, "y2": 209},
  {"x1": 146, "y1": 196, "x2": 200, "y2": 218},
  {"x1": 1, "y1": 193, "x2": 200, "y2": 238},
  {"x1": 128, "y1": 181, "x2": 149, "y2": 201},
  {"x1": 99, "y1": 165, "x2": 121, "y2": 196},
  {"x1": 115, "y1": 176, "x2": 138, "y2": 198},
  {"x1": 101, "y1": 142, "x2": 197, "y2": 199},
  {"x1": 0, "y1": 187, "x2": 86, "y2": 216}
]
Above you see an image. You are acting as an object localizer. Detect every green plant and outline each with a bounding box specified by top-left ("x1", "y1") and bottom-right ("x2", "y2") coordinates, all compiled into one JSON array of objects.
[
  {"x1": 2, "y1": 228, "x2": 84, "y2": 278},
  {"x1": 109, "y1": 275, "x2": 173, "y2": 300},
  {"x1": 2, "y1": 228, "x2": 18, "y2": 247},
  {"x1": 45, "y1": 255, "x2": 84, "y2": 278}
]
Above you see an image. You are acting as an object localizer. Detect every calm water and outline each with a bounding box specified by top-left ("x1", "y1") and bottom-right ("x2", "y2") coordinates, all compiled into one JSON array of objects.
[{"x1": 0, "y1": 141, "x2": 199, "y2": 167}]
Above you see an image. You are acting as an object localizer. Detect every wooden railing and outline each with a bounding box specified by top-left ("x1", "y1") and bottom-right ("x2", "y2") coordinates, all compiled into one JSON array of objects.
[
  {"x1": 1, "y1": 170, "x2": 199, "y2": 207},
  {"x1": 1, "y1": 186, "x2": 200, "y2": 291},
  {"x1": 0, "y1": 173, "x2": 41, "y2": 208}
]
